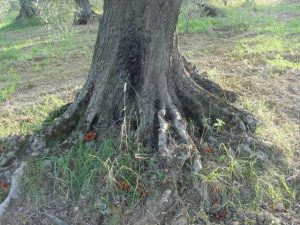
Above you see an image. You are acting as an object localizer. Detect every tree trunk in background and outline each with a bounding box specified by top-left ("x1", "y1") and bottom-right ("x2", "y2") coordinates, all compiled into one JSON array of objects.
[
  {"x1": 43, "y1": 0, "x2": 256, "y2": 223},
  {"x1": 16, "y1": 0, "x2": 37, "y2": 20},
  {"x1": 74, "y1": 0, "x2": 92, "y2": 24}
]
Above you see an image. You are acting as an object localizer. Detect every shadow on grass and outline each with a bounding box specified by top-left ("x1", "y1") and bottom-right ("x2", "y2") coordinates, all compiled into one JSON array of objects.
[{"x1": 0, "y1": 17, "x2": 43, "y2": 32}]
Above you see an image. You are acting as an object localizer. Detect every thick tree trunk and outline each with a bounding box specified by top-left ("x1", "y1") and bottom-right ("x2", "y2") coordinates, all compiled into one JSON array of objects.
[
  {"x1": 16, "y1": 0, "x2": 37, "y2": 20},
  {"x1": 39, "y1": 0, "x2": 257, "y2": 223},
  {"x1": 48, "y1": 0, "x2": 255, "y2": 145},
  {"x1": 74, "y1": 0, "x2": 93, "y2": 24}
]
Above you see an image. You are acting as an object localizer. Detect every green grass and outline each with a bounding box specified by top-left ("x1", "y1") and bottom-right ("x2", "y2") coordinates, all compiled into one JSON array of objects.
[
  {"x1": 178, "y1": 2, "x2": 300, "y2": 35},
  {"x1": 198, "y1": 144, "x2": 295, "y2": 213},
  {"x1": 0, "y1": 71, "x2": 20, "y2": 102},
  {"x1": 24, "y1": 139, "x2": 151, "y2": 209},
  {"x1": 268, "y1": 56, "x2": 300, "y2": 70},
  {"x1": 0, "y1": 16, "x2": 43, "y2": 32},
  {"x1": 238, "y1": 97, "x2": 299, "y2": 157},
  {"x1": 0, "y1": 95, "x2": 66, "y2": 138}
]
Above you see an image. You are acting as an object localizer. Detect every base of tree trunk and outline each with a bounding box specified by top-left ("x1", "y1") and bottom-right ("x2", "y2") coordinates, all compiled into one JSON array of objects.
[
  {"x1": 74, "y1": 10, "x2": 101, "y2": 25},
  {"x1": 25, "y1": 44, "x2": 256, "y2": 224},
  {"x1": 0, "y1": 53, "x2": 260, "y2": 223}
]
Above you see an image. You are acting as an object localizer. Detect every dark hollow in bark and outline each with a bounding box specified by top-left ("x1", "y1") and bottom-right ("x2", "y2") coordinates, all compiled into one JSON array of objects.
[
  {"x1": 42, "y1": 0, "x2": 257, "y2": 223},
  {"x1": 16, "y1": 0, "x2": 37, "y2": 20}
]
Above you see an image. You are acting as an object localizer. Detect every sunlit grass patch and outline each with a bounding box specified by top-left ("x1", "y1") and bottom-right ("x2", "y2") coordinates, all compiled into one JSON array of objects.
[
  {"x1": 234, "y1": 36, "x2": 285, "y2": 55},
  {"x1": 0, "y1": 48, "x2": 19, "y2": 61},
  {"x1": 198, "y1": 144, "x2": 295, "y2": 213},
  {"x1": 268, "y1": 58, "x2": 300, "y2": 70},
  {"x1": 0, "y1": 71, "x2": 20, "y2": 102},
  {"x1": 178, "y1": 6, "x2": 273, "y2": 34},
  {"x1": 238, "y1": 97, "x2": 299, "y2": 157},
  {"x1": 0, "y1": 16, "x2": 43, "y2": 32},
  {"x1": 0, "y1": 95, "x2": 66, "y2": 138}
]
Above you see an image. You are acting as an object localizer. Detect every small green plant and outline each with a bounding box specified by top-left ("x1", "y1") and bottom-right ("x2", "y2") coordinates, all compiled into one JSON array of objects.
[{"x1": 213, "y1": 118, "x2": 225, "y2": 133}]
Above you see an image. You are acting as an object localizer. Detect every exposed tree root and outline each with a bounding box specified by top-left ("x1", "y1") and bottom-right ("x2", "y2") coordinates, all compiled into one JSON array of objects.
[{"x1": 0, "y1": 163, "x2": 27, "y2": 219}]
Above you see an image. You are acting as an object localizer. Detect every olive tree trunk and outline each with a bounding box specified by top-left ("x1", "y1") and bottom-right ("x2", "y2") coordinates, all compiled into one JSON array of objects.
[
  {"x1": 42, "y1": 0, "x2": 256, "y2": 223},
  {"x1": 16, "y1": 0, "x2": 37, "y2": 20}
]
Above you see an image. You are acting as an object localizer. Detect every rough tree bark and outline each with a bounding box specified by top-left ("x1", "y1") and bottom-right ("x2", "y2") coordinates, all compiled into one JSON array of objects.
[
  {"x1": 6, "y1": 0, "x2": 256, "y2": 223},
  {"x1": 74, "y1": 0, "x2": 93, "y2": 24},
  {"x1": 46, "y1": 0, "x2": 255, "y2": 146},
  {"x1": 16, "y1": 0, "x2": 37, "y2": 20}
]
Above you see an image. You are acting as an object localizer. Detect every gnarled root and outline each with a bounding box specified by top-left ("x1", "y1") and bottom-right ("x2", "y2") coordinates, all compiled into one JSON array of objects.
[{"x1": 0, "y1": 163, "x2": 27, "y2": 219}]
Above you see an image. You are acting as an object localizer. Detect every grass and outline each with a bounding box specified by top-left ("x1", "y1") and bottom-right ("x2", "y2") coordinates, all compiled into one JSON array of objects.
[
  {"x1": 268, "y1": 57, "x2": 300, "y2": 70},
  {"x1": 24, "y1": 139, "x2": 151, "y2": 210},
  {"x1": 0, "y1": 13, "x2": 89, "y2": 104},
  {"x1": 198, "y1": 145, "x2": 295, "y2": 212},
  {"x1": 0, "y1": 95, "x2": 66, "y2": 138},
  {"x1": 0, "y1": 71, "x2": 20, "y2": 102},
  {"x1": 0, "y1": 15, "x2": 43, "y2": 32},
  {"x1": 238, "y1": 97, "x2": 299, "y2": 158}
]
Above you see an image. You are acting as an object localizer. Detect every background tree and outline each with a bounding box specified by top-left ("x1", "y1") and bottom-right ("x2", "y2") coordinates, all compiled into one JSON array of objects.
[
  {"x1": 74, "y1": 0, "x2": 93, "y2": 25},
  {"x1": 181, "y1": 0, "x2": 218, "y2": 33},
  {"x1": 16, "y1": 0, "x2": 38, "y2": 20}
]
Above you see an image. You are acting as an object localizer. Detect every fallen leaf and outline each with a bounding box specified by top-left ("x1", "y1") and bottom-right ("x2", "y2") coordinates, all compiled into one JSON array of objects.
[
  {"x1": 0, "y1": 181, "x2": 10, "y2": 193},
  {"x1": 211, "y1": 185, "x2": 221, "y2": 195},
  {"x1": 116, "y1": 181, "x2": 131, "y2": 192},
  {"x1": 84, "y1": 130, "x2": 97, "y2": 142},
  {"x1": 215, "y1": 210, "x2": 227, "y2": 221},
  {"x1": 0, "y1": 146, "x2": 5, "y2": 153},
  {"x1": 201, "y1": 144, "x2": 216, "y2": 154}
]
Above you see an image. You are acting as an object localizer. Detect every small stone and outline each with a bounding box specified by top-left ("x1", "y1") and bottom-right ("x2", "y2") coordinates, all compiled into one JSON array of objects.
[
  {"x1": 255, "y1": 150, "x2": 268, "y2": 166},
  {"x1": 0, "y1": 152, "x2": 16, "y2": 167},
  {"x1": 17, "y1": 207, "x2": 24, "y2": 212},
  {"x1": 42, "y1": 160, "x2": 52, "y2": 168},
  {"x1": 73, "y1": 206, "x2": 79, "y2": 213},
  {"x1": 172, "y1": 216, "x2": 187, "y2": 225},
  {"x1": 274, "y1": 203, "x2": 285, "y2": 211},
  {"x1": 161, "y1": 190, "x2": 172, "y2": 204},
  {"x1": 239, "y1": 144, "x2": 253, "y2": 157},
  {"x1": 261, "y1": 140, "x2": 275, "y2": 149},
  {"x1": 208, "y1": 136, "x2": 218, "y2": 145},
  {"x1": 192, "y1": 155, "x2": 203, "y2": 174}
]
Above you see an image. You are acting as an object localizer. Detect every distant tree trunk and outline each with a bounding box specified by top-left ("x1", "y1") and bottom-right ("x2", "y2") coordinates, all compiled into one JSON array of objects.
[
  {"x1": 16, "y1": 0, "x2": 37, "y2": 20},
  {"x1": 74, "y1": 0, "x2": 92, "y2": 24},
  {"x1": 197, "y1": 3, "x2": 218, "y2": 17}
]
